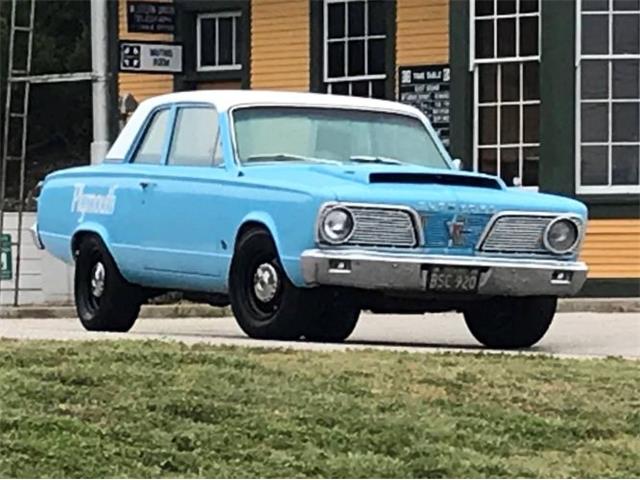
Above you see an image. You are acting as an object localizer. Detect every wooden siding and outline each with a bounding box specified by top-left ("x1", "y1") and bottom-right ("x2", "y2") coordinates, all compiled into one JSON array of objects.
[
  {"x1": 396, "y1": 0, "x2": 449, "y2": 67},
  {"x1": 581, "y1": 219, "x2": 640, "y2": 279},
  {"x1": 250, "y1": 0, "x2": 309, "y2": 91},
  {"x1": 117, "y1": 0, "x2": 174, "y2": 101}
]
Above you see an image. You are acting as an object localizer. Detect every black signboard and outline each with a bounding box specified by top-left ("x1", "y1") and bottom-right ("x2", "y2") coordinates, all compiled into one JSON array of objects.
[
  {"x1": 127, "y1": 1, "x2": 176, "y2": 34},
  {"x1": 398, "y1": 64, "x2": 451, "y2": 148}
]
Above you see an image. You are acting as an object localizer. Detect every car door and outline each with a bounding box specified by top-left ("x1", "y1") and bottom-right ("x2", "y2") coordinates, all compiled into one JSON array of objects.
[{"x1": 137, "y1": 104, "x2": 229, "y2": 291}]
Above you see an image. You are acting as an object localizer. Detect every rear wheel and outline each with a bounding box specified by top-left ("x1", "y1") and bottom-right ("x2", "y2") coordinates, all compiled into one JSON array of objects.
[
  {"x1": 74, "y1": 235, "x2": 142, "y2": 332},
  {"x1": 229, "y1": 228, "x2": 318, "y2": 340},
  {"x1": 303, "y1": 290, "x2": 360, "y2": 342},
  {"x1": 463, "y1": 296, "x2": 557, "y2": 349}
]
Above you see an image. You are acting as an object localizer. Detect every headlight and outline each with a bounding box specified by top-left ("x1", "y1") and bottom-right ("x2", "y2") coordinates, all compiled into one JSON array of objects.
[
  {"x1": 321, "y1": 207, "x2": 354, "y2": 243},
  {"x1": 544, "y1": 218, "x2": 580, "y2": 254}
]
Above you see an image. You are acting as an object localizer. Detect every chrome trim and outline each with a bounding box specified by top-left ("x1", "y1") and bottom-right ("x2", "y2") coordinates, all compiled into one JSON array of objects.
[
  {"x1": 315, "y1": 201, "x2": 424, "y2": 247},
  {"x1": 30, "y1": 222, "x2": 44, "y2": 250},
  {"x1": 301, "y1": 248, "x2": 588, "y2": 297},
  {"x1": 542, "y1": 216, "x2": 582, "y2": 255},
  {"x1": 476, "y1": 210, "x2": 585, "y2": 255}
]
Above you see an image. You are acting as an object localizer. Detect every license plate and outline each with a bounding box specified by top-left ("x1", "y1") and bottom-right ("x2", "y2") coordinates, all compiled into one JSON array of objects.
[{"x1": 426, "y1": 267, "x2": 480, "y2": 293}]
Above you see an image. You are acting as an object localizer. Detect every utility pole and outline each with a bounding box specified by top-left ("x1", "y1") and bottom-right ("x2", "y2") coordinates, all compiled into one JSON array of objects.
[{"x1": 90, "y1": 0, "x2": 111, "y2": 164}]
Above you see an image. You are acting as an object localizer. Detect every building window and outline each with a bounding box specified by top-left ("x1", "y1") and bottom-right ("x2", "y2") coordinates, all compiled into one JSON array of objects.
[
  {"x1": 471, "y1": 0, "x2": 541, "y2": 187},
  {"x1": 576, "y1": 0, "x2": 640, "y2": 194},
  {"x1": 197, "y1": 12, "x2": 241, "y2": 71},
  {"x1": 323, "y1": 0, "x2": 387, "y2": 98}
]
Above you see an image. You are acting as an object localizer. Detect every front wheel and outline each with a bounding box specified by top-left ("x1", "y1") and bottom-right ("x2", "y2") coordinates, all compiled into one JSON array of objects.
[
  {"x1": 303, "y1": 290, "x2": 361, "y2": 342},
  {"x1": 463, "y1": 296, "x2": 557, "y2": 349},
  {"x1": 74, "y1": 235, "x2": 142, "y2": 332}
]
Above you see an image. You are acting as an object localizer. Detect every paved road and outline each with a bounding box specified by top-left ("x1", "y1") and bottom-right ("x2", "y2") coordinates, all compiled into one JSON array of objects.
[{"x1": 1, "y1": 312, "x2": 638, "y2": 359}]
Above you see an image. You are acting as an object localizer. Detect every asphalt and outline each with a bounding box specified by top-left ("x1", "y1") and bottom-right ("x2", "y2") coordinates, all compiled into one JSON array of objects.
[{"x1": 1, "y1": 311, "x2": 638, "y2": 359}]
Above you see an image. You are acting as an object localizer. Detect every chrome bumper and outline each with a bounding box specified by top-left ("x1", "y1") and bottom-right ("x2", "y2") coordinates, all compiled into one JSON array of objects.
[
  {"x1": 30, "y1": 222, "x2": 44, "y2": 250},
  {"x1": 301, "y1": 249, "x2": 588, "y2": 297}
]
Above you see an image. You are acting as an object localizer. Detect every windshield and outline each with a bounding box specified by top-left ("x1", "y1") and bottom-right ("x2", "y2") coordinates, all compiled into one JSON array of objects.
[{"x1": 232, "y1": 106, "x2": 450, "y2": 169}]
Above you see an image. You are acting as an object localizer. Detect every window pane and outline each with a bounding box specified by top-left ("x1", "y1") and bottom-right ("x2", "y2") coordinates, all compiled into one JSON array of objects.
[
  {"x1": 501, "y1": 63, "x2": 519, "y2": 102},
  {"x1": 328, "y1": 2, "x2": 345, "y2": 38},
  {"x1": 519, "y1": 16, "x2": 538, "y2": 56},
  {"x1": 522, "y1": 146, "x2": 539, "y2": 186},
  {"x1": 581, "y1": 60, "x2": 609, "y2": 99},
  {"x1": 218, "y1": 17, "x2": 233, "y2": 65},
  {"x1": 132, "y1": 109, "x2": 169, "y2": 164},
  {"x1": 523, "y1": 104, "x2": 540, "y2": 143},
  {"x1": 475, "y1": 20, "x2": 494, "y2": 58},
  {"x1": 348, "y1": 39, "x2": 365, "y2": 76},
  {"x1": 523, "y1": 62, "x2": 540, "y2": 100},
  {"x1": 367, "y1": 38, "x2": 385, "y2": 75},
  {"x1": 351, "y1": 80, "x2": 369, "y2": 97},
  {"x1": 479, "y1": 107, "x2": 497, "y2": 145},
  {"x1": 479, "y1": 148, "x2": 497, "y2": 175},
  {"x1": 348, "y1": 1, "x2": 365, "y2": 37},
  {"x1": 613, "y1": 14, "x2": 640, "y2": 54},
  {"x1": 368, "y1": 1, "x2": 386, "y2": 35},
  {"x1": 613, "y1": 0, "x2": 640, "y2": 10},
  {"x1": 581, "y1": 146, "x2": 609, "y2": 185},
  {"x1": 497, "y1": 0, "x2": 516, "y2": 14},
  {"x1": 581, "y1": 103, "x2": 609, "y2": 142},
  {"x1": 328, "y1": 42, "x2": 345, "y2": 78},
  {"x1": 582, "y1": 15, "x2": 609, "y2": 54},
  {"x1": 612, "y1": 145, "x2": 640, "y2": 185},
  {"x1": 169, "y1": 108, "x2": 219, "y2": 167},
  {"x1": 200, "y1": 18, "x2": 215, "y2": 67},
  {"x1": 476, "y1": 0, "x2": 494, "y2": 16},
  {"x1": 371, "y1": 80, "x2": 386, "y2": 99},
  {"x1": 612, "y1": 102, "x2": 640, "y2": 141},
  {"x1": 612, "y1": 60, "x2": 640, "y2": 99},
  {"x1": 500, "y1": 148, "x2": 519, "y2": 186},
  {"x1": 497, "y1": 18, "x2": 516, "y2": 57},
  {"x1": 330, "y1": 82, "x2": 349, "y2": 95},
  {"x1": 583, "y1": 0, "x2": 609, "y2": 10},
  {"x1": 479, "y1": 64, "x2": 497, "y2": 103},
  {"x1": 500, "y1": 105, "x2": 519, "y2": 144},
  {"x1": 520, "y1": 0, "x2": 539, "y2": 14}
]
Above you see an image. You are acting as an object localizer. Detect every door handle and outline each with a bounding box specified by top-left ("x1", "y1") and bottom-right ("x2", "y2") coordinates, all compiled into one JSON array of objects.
[{"x1": 139, "y1": 180, "x2": 156, "y2": 190}]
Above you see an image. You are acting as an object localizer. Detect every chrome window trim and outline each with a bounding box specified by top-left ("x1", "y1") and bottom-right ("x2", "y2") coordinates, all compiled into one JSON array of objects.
[
  {"x1": 476, "y1": 210, "x2": 585, "y2": 254},
  {"x1": 315, "y1": 201, "x2": 424, "y2": 247}
]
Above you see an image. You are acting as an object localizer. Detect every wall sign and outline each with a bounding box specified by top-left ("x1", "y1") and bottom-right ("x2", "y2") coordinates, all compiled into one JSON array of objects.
[
  {"x1": 126, "y1": 1, "x2": 175, "y2": 34},
  {"x1": 1, "y1": 234, "x2": 12, "y2": 281},
  {"x1": 120, "y1": 41, "x2": 183, "y2": 73},
  {"x1": 398, "y1": 64, "x2": 451, "y2": 148}
]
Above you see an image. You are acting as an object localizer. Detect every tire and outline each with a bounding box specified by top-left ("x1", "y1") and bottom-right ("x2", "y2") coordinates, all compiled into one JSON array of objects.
[
  {"x1": 303, "y1": 290, "x2": 361, "y2": 342},
  {"x1": 463, "y1": 296, "x2": 557, "y2": 349},
  {"x1": 74, "y1": 235, "x2": 142, "y2": 332},
  {"x1": 229, "y1": 228, "x2": 317, "y2": 340}
]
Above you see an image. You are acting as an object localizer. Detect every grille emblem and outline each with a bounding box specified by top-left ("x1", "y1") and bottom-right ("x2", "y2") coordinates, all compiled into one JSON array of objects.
[{"x1": 447, "y1": 215, "x2": 470, "y2": 247}]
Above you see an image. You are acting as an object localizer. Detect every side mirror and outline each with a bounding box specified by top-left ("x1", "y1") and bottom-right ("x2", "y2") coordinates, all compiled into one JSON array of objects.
[{"x1": 452, "y1": 158, "x2": 463, "y2": 170}]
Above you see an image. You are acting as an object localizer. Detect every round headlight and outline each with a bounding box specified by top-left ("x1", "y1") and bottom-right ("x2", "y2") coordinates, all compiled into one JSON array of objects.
[
  {"x1": 544, "y1": 218, "x2": 580, "y2": 254},
  {"x1": 321, "y1": 208, "x2": 354, "y2": 243}
]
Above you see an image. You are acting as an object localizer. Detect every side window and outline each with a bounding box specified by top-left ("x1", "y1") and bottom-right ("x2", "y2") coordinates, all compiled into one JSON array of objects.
[
  {"x1": 168, "y1": 107, "x2": 221, "y2": 167},
  {"x1": 131, "y1": 109, "x2": 170, "y2": 164}
]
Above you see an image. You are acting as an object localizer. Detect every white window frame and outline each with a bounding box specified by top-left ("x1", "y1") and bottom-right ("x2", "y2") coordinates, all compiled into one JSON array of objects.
[
  {"x1": 469, "y1": 0, "x2": 541, "y2": 190},
  {"x1": 575, "y1": 0, "x2": 640, "y2": 194},
  {"x1": 196, "y1": 11, "x2": 242, "y2": 72},
  {"x1": 323, "y1": 0, "x2": 386, "y2": 97}
]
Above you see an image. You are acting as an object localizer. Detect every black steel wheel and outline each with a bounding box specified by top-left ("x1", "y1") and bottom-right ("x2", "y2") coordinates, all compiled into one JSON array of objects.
[
  {"x1": 229, "y1": 228, "x2": 318, "y2": 340},
  {"x1": 74, "y1": 235, "x2": 142, "y2": 332},
  {"x1": 463, "y1": 296, "x2": 557, "y2": 349}
]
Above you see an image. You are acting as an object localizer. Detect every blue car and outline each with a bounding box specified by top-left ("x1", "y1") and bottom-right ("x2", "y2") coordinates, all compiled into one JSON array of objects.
[{"x1": 32, "y1": 90, "x2": 588, "y2": 348}]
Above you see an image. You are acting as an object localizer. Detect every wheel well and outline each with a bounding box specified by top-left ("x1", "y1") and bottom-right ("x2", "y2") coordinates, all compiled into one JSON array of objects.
[
  {"x1": 71, "y1": 231, "x2": 100, "y2": 258},
  {"x1": 234, "y1": 221, "x2": 272, "y2": 251}
]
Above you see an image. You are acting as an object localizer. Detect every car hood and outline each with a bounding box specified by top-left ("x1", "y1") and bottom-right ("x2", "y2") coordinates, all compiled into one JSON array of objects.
[{"x1": 241, "y1": 163, "x2": 588, "y2": 218}]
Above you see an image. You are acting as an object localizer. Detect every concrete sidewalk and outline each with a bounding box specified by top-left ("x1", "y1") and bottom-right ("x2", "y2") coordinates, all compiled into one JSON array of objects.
[{"x1": 1, "y1": 297, "x2": 639, "y2": 319}]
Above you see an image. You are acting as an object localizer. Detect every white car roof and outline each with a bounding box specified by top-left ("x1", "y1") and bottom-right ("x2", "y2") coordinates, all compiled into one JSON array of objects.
[{"x1": 107, "y1": 90, "x2": 426, "y2": 162}]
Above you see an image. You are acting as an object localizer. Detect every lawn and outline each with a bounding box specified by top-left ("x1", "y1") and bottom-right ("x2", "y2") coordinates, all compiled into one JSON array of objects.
[{"x1": 0, "y1": 340, "x2": 638, "y2": 478}]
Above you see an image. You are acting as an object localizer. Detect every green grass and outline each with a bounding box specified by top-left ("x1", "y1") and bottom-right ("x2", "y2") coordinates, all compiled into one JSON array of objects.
[{"x1": 0, "y1": 340, "x2": 638, "y2": 478}]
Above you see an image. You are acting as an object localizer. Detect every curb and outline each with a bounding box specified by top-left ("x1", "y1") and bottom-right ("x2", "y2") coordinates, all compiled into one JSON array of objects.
[{"x1": 1, "y1": 298, "x2": 639, "y2": 319}]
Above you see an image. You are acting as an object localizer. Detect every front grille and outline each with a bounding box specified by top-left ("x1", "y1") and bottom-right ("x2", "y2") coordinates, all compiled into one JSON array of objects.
[
  {"x1": 346, "y1": 207, "x2": 418, "y2": 248},
  {"x1": 422, "y1": 212, "x2": 493, "y2": 249},
  {"x1": 479, "y1": 215, "x2": 553, "y2": 253}
]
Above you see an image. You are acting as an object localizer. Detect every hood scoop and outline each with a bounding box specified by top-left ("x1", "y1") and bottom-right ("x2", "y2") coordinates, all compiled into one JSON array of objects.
[{"x1": 368, "y1": 172, "x2": 502, "y2": 189}]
